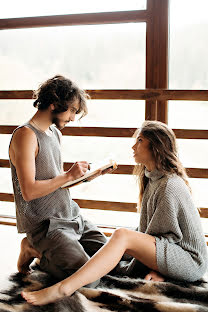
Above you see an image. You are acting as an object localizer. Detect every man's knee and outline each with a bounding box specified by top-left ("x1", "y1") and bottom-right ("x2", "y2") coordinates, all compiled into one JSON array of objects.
[{"x1": 39, "y1": 231, "x2": 90, "y2": 277}]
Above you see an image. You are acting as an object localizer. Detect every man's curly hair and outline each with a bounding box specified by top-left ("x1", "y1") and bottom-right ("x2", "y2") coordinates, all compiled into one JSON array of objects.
[{"x1": 33, "y1": 75, "x2": 88, "y2": 118}]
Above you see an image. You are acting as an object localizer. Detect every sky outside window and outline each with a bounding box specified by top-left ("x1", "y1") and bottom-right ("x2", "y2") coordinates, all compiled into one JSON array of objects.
[{"x1": 0, "y1": 0, "x2": 146, "y2": 18}]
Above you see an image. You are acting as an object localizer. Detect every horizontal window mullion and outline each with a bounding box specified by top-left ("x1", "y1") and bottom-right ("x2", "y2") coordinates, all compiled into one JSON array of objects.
[{"x1": 0, "y1": 10, "x2": 148, "y2": 30}]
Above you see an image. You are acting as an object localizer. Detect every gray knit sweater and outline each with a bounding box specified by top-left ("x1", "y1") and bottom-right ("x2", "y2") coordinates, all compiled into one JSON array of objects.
[{"x1": 139, "y1": 169, "x2": 208, "y2": 282}]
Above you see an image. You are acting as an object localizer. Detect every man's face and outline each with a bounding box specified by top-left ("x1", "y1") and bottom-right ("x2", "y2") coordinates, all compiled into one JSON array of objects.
[{"x1": 51, "y1": 99, "x2": 80, "y2": 130}]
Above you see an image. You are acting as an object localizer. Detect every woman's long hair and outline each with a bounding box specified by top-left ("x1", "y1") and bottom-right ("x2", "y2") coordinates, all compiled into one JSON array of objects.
[{"x1": 133, "y1": 120, "x2": 191, "y2": 209}]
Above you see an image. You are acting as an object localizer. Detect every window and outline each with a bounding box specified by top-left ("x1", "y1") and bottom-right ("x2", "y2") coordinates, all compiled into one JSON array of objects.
[
  {"x1": 0, "y1": 24, "x2": 146, "y2": 89},
  {"x1": 0, "y1": 0, "x2": 146, "y2": 18},
  {"x1": 169, "y1": 0, "x2": 208, "y2": 234}
]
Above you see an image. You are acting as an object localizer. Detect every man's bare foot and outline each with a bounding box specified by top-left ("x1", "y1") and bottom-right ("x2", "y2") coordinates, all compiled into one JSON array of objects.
[
  {"x1": 144, "y1": 270, "x2": 165, "y2": 282},
  {"x1": 21, "y1": 282, "x2": 70, "y2": 306},
  {"x1": 17, "y1": 237, "x2": 41, "y2": 274}
]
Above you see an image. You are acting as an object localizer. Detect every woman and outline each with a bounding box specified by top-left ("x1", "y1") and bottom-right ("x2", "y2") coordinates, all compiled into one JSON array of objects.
[{"x1": 22, "y1": 120, "x2": 208, "y2": 306}]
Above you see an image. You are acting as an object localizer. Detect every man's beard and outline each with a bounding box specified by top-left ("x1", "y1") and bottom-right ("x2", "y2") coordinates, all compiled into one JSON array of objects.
[{"x1": 51, "y1": 113, "x2": 65, "y2": 130}]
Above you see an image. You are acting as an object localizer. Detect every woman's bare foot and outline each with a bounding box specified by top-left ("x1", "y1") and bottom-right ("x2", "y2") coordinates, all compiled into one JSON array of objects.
[
  {"x1": 17, "y1": 237, "x2": 41, "y2": 274},
  {"x1": 21, "y1": 282, "x2": 70, "y2": 306},
  {"x1": 144, "y1": 270, "x2": 165, "y2": 282}
]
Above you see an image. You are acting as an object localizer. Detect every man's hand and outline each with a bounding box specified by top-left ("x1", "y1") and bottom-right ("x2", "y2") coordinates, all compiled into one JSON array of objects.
[{"x1": 66, "y1": 161, "x2": 90, "y2": 181}]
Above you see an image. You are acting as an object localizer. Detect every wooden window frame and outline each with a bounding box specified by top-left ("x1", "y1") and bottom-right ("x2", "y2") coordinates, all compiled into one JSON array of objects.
[{"x1": 0, "y1": 0, "x2": 207, "y2": 240}]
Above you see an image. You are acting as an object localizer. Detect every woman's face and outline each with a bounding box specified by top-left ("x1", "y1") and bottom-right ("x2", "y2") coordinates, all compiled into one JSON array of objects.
[{"x1": 132, "y1": 133, "x2": 155, "y2": 170}]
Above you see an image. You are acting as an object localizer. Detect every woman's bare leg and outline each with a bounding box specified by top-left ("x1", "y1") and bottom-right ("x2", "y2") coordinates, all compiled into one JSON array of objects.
[{"x1": 22, "y1": 228, "x2": 158, "y2": 305}]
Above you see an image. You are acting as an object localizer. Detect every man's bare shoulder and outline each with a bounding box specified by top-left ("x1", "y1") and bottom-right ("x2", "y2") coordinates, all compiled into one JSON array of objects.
[
  {"x1": 12, "y1": 126, "x2": 37, "y2": 148},
  {"x1": 9, "y1": 126, "x2": 38, "y2": 164}
]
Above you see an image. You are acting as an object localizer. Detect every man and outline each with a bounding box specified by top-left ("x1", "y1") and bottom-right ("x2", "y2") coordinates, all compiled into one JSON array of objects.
[{"x1": 9, "y1": 75, "x2": 107, "y2": 282}]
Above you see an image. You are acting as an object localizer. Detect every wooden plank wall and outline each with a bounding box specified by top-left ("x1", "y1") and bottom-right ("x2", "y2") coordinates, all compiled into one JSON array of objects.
[{"x1": 0, "y1": 0, "x2": 207, "y2": 241}]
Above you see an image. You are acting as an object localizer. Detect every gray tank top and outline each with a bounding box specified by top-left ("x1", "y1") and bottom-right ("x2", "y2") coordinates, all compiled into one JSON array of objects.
[{"x1": 9, "y1": 123, "x2": 80, "y2": 233}]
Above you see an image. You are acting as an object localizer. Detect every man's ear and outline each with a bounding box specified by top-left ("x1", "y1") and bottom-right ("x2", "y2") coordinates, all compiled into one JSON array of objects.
[{"x1": 50, "y1": 104, "x2": 55, "y2": 111}]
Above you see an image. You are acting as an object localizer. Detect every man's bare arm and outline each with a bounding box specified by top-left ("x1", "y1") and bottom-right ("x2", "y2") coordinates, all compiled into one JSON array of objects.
[{"x1": 11, "y1": 127, "x2": 88, "y2": 201}]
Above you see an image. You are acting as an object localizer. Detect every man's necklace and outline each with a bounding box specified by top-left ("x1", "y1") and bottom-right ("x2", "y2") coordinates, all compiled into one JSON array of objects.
[
  {"x1": 30, "y1": 119, "x2": 52, "y2": 136},
  {"x1": 30, "y1": 119, "x2": 45, "y2": 132}
]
